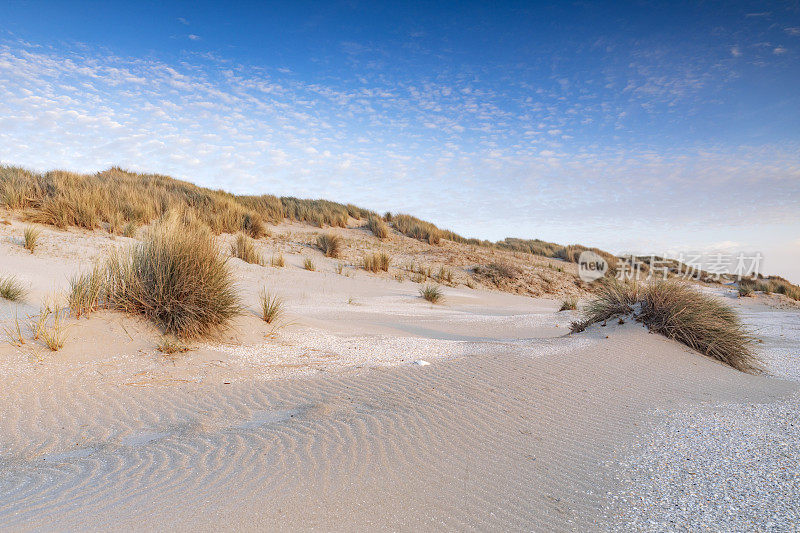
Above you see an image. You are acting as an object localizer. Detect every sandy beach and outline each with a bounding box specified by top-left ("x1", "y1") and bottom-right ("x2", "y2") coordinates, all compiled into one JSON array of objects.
[{"x1": 1, "y1": 219, "x2": 798, "y2": 531}]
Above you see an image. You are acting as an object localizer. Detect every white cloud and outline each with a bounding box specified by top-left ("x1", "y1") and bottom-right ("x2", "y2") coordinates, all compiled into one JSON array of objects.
[{"x1": 0, "y1": 39, "x2": 797, "y2": 279}]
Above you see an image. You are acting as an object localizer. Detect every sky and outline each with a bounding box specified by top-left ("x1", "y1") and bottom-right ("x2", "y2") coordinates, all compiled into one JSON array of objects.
[{"x1": 1, "y1": 1, "x2": 799, "y2": 281}]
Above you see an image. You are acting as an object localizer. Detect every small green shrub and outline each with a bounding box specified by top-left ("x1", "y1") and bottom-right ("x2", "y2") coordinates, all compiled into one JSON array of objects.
[{"x1": 420, "y1": 284, "x2": 443, "y2": 304}]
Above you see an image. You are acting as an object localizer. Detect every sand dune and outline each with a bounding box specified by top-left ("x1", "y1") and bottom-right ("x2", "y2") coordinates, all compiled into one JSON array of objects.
[{"x1": 0, "y1": 219, "x2": 797, "y2": 531}]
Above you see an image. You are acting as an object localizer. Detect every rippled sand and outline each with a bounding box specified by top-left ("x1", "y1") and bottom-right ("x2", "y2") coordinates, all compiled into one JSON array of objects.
[
  {"x1": 1, "y1": 322, "x2": 792, "y2": 531},
  {"x1": 0, "y1": 223, "x2": 796, "y2": 530}
]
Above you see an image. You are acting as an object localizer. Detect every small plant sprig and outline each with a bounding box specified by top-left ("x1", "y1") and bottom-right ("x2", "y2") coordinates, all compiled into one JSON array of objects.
[
  {"x1": 259, "y1": 289, "x2": 284, "y2": 324},
  {"x1": 23, "y1": 225, "x2": 41, "y2": 253},
  {"x1": 420, "y1": 284, "x2": 443, "y2": 304}
]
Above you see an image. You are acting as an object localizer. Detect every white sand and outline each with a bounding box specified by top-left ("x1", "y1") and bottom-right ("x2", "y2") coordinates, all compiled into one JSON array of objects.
[{"x1": 0, "y1": 220, "x2": 798, "y2": 531}]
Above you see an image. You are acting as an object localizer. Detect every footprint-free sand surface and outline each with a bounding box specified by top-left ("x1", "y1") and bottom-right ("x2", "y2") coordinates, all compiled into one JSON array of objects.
[{"x1": 1, "y1": 222, "x2": 798, "y2": 531}]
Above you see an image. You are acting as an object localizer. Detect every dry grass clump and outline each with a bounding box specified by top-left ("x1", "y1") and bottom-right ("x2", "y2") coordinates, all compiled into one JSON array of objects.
[
  {"x1": 68, "y1": 264, "x2": 105, "y2": 318},
  {"x1": 0, "y1": 275, "x2": 26, "y2": 301},
  {"x1": 738, "y1": 286, "x2": 754, "y2": 297},
  {"x1": 23, "y1": 225, "x2": 41, "y2": 253},
  {"x1": 363, "y1": 252, "x2": 391, "y2": 273},
  {"x1": 0, "y1": 165, "x2": 375, "y2": 237},
  {"x1": 367, "y1": 216, "x2": 389, "y2": 239},
  {"x1": 473, "y1": 262, "x2": 519, "y2": 286},
  {"x1": 303, "y1": 257, "x2": 316, "y2": 271},
  {"x1": 41, "y1": 305, "x2": 68, "y2": 351},
  {"x1": 571, "y1": 279, "x2": 761, "y2": 373},
  {"x1": 392, "y1": 214, "x2": 443, "y2": 245},
  {"x1": 316, "y1": 233, "x2": 342, "y2": 258},
  {"x1": 739, "y1": 276, "x2": 800, "y2": 301},
  {"x1": 105, "y1": 217, "x2": 241, "y2": 338},
  {"x1": 258, "y1": 289, "x2": 284, "y2": 324},
  {"x1": 230, "y1": 233, "x2": 263, "y2": 265},
  {"x1": 436, "y1": 266, "x2": 453, "y2": 284},
  {"x1": 420, "y1": 284, "x2": 443, "y2": 304},
  {"x1": 271, "y1": 254, "x2": 285, "y2": 267},
  {"x1": 559, "y1": 297, "x2": 578, "y2": 311}
]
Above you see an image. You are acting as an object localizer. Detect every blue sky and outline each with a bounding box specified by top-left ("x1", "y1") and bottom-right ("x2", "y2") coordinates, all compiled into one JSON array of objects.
[{"x1": 1, "y1": 1, "x2": 799, "y2": 280}]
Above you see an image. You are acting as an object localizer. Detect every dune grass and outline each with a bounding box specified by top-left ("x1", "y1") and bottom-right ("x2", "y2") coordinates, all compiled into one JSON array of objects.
[
  {"x1": 2, "y1": 165, "x2": 628, "y2": 270},
  {"x1": 571, "y1": 278, "x2": 761, "y2": 373},
  {"x1": 258, "y1": 289, "x2": 284, "y2": 324},
  {"x1": 3, "y1": 312, "x2": 25, "y2": 346},
  {"x1": 367, "y1": 216, "x2": 389, "y2": 239},
  {"x1": 23, "y1": 225, "x2": 41, "y2": 253},
  {"x1": 392, "y1": 214, "x2": 442, "y2": 245},
  {"x1": 559, "y1": 297, "x2": 578, "y2": 311},
  {"x1": 420, "y1": 284, "x2": 443, "y2": 304},
  {"x1": 271, "y1": 253, "x2": 285, "y2": 267},
  {"x1": 104, "y1": 216, "x2": 241, "y2": 338},
  {"x1": 0, "y1": 275, "x2": 26, "y2": 301},
  {"x1": 230, "y1": 233, "x2": 263, "y2": 265},
  {"x1": 303, "y1": 257, "x2": 316, "y2": 271},
  {"x1": 41, "y1": 305, "x2": 68, "y2": 351},
  {"x1": 68, "y1": 264, "x2": 105, "y2": 318},
  {"x1": 739, "y1": 276, "x2": 800, "y2": 301},
  {"x1": 316, "y1": 233, "x2": 342, "y2": 258},
  {"x1": 363, "y1": 252, "x2": 391, "y2": 273}
]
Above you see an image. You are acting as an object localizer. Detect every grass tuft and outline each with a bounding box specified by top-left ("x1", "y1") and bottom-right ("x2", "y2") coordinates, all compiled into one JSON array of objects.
[
  {"x1": 23, "y1": 225, "x2": 41, "y2": 253},
  {"x1": 271, "y1": 253, "x2": 285, "y2": 267},
  {"x1": 41, "y1": 305, "x2": 68, "y2": 351},
  {"x1": 258, "y1": 289, "x2": 284, "y2": 324},
  {"x1": 420, "y1": 284, "x2": 443, "y2": 304},
  {"x1": 316, "y1": 233, "x2": 342, "y2": 258},
  {"x1": 363, "y1": 252, "x2": 391, "y2": 273},
  {"x1": 367, "y1": 216, "x2": 389, "y2": 239},
  {"x1": 303, "y1": 257, "x2": 316, "y2": 271},
  {"x1": 105, "y1": 216, "x2": 241, "y2": 338},
  {"x1": 571, "y1": 279, "x2": 761, "y2": 373},
  {"x1": 230, "y1": 233, "x2": 263, "y2": 265},
  {"x1": 68, "y1": 264, "x2": 105, "y2": 318},
  {"x1": 559, "y1": 297, "x2": 578, "y2": 311},
  {"x1": 0, "y1": 275, "x2": 26, "y2": 301}
]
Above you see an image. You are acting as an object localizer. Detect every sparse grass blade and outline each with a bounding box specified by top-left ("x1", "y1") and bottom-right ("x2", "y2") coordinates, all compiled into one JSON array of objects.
[
  {"x1": 271, "y1": 253, "x2": 285, "y2": 267},
  {"x1": 23, "y1": 225, "x2": 41, "y2": 253},
  {"x1": 420, "y1": 284, "x2": 443, "y2": 304},
  {"x1": 559, "y1": 297, "x2": 577, "y2": 311},
  {"x1": 0, "y1": 275, "x2": 26, "y2": 302},
  {"x1": 303, "y1": 258, "x2": 316, "y2": 271},
  {"x1": 258, "y1": 289, "x2": 284, "y2": 324},
  {"x1": 41, "y1": 306, "x2": 68, "y2": 351}
]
